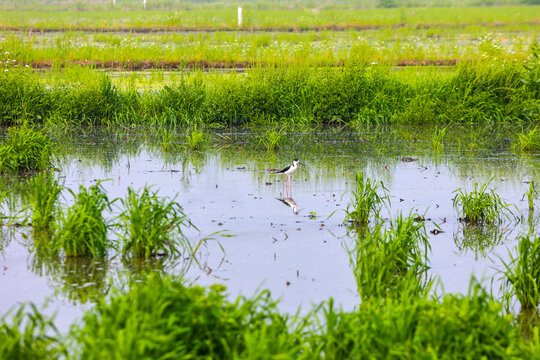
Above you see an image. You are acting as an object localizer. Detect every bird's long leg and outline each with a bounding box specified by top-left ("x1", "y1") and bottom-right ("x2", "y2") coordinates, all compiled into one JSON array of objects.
[{"x1": 285, "y1": 175, "x2": 289, "y2": 197}]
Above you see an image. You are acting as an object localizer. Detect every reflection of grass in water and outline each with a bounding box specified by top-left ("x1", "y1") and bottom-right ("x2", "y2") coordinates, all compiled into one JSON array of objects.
[
  {"x1": 453, "y1": 224, "x2": 508, "y2": 260},
  {"x1": 54, "y1": 257, "x2": 110, "y2": 304}
]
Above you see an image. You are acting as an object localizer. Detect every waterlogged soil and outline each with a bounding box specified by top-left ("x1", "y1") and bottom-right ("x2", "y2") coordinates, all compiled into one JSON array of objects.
[{"x1": 0, "y1": 126, "x2": 538, "y2": 331}]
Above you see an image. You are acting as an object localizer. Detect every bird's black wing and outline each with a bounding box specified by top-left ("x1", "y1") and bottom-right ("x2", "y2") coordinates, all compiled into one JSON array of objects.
[{"x1": 276, "y1": 165, "x2": 291, "y2": 174}]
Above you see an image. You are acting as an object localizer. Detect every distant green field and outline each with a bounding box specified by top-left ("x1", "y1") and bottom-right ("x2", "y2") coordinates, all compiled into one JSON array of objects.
[{"x1": 0, "y1": 6, "x2": 537, "y2": 31}]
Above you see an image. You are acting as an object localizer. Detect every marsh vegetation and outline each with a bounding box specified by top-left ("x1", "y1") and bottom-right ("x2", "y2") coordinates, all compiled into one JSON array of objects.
[{"x1": 0, "y1": 0, "x2": 539, "y2": 357}]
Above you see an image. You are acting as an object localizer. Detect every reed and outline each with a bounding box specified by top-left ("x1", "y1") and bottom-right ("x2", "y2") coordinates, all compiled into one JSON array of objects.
[
  {"x1": 344, "y1": 171, "x2": 388, "y2": 226},
  {"x1": 453, "y1": 180, "x2": 514, "y2": 225},
  {"x1": 117, "y1": 186, "x2": 192, "y2": 259},
  {"x1": 0, "y1": 125, "x2": 52, "y2": 173},
  {"x1": 55, "y1": 183, "x2": 111, "y2": 257},
  {"x1": 500, "y1": 235, "x2": 540, "y2": 312}
]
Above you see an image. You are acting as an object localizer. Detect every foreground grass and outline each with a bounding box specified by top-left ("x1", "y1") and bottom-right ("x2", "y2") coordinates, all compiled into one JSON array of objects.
[
  {"x1": 1, "y1": 274, "x2": 538, "y2": 359},
  {"x1": 1, "y1": 62, "x2": 538, "y2": 127}
]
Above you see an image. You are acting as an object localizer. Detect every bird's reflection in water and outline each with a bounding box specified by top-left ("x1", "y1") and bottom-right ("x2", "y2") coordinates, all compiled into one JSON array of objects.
[{"x1": 277, "y1": 197, "x2": 299, "y2": 214}]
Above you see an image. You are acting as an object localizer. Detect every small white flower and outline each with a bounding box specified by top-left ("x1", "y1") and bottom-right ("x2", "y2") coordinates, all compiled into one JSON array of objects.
[
  {"x1": 4, "y1": 51, "x2": 8, "y2": 55},
  {"x1": 4, "y1": 69, "x2": 8, "y2": 72}
]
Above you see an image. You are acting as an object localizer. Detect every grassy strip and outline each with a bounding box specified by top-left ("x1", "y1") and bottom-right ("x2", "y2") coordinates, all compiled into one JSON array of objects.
[
  {"x1": 2, "y1": 25, "x2": 534, "y2": 69},
  {"x1": 1, "y1": 63, "x2": 538, "y2": 126}
]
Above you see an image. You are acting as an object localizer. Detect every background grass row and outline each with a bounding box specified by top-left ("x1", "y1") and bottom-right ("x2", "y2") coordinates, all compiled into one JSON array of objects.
[{"x1": 1, "y1": 62, "x2": 538, "y2": 127}]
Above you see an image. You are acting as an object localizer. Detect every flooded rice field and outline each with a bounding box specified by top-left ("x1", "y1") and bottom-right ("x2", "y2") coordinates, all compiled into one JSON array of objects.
[{"x1": 0, "y1": 125, "x2": 538, "y2": 332}]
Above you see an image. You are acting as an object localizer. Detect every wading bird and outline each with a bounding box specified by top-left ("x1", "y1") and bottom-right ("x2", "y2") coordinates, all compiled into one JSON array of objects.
[{"x1": 276, "y1": 159, "x2": 299, "y2": 195}]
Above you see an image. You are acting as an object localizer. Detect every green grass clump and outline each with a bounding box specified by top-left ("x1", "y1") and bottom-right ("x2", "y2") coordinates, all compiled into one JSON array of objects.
[
  {"x1": 184, "y1": 124, "x2": 207, "y2": 151},
  {"x1": 117, "y1": 186, "x2": 192, "y2": 259},
  {"x1": 318, "y1": 282, "x2": 529, "y2": 358},
  {"x1": 500, "y1": 235, "x2": 540, "y2": 312},
  {"x1": 0, "y1": 125, "x2": 52, "y2": 173},
  {"x1": 513, "y1": 126, "x2": 540, "y2": 152},
  {"x1": 55, "y1": 183, "x2": 111, "y2": 257},
  {"x1": 432, "y1": 125, "x2": 448, "y2": 153},
  {"x1": 72, "y1": 274, "x2": 305, "y2": 359},
  {"x1": 352, "y1": 213, "x2": 431, "y2": 301},
  {"x1": 524, "y1": 181, "x2": 538, "y2": 212},
  {"x1": 453, "y1": 180, "x2": 514, "y2": 225},
  {"x1": 0, "y1": 303, "x2": 63, "y2": 360},
  {"x1": 27, "y1": 172, "x2": 63, "y2": 233},
  {"x1": 259, "y1": 126, "x2": 285, "y2": 151},
  {"x1": 344, "y1": 171, "x2": 388, "y2": 226}
]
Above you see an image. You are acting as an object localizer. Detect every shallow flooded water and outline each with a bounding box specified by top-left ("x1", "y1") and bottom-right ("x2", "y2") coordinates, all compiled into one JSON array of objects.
[{"x1": 0, "y1": 125, "x2": 538, "y2": 331}]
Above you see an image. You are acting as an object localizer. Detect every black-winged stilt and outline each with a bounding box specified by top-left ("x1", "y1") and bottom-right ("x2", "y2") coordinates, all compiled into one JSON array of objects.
[
  {"x1": 276, "y1": 159, "x2": 299, "y2": 196},
  {"x1": 276, "y1": 158, "x2": 299, "y2": 178}
]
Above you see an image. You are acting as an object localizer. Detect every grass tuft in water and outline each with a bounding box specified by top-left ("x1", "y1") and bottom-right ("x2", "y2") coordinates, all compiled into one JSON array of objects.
[
  {"x1": 344, "y1": 171, "x2": 388, "y2": 226},
  {"x1": 55, "y1": 182, "x2": 111, "y2": 257},
  {"x1": 432, "y1": 125, "x2": 448, "y2": 153},
  {"x1": 117, "y1": 186, "x2": 193, "y2": 259},
  {"x1": 453, "y1": 180, "x2": 514, "y2": 225},
  {"x1": 159, "y1": 127, "x2": 180, "y2": 152},
  {"x1": 500, "y1": 234, "x2": 540, "y2": 312},
  {"x1": 0, "y1": 125, "x2": 52, "y2": 173},
  {"x1": 523, "y1": 181, "x2": 538, "y2": 212},
  {"x1": 0, "y1": 303, "x2": 63, "y2": 360},
  {"x1": 351, "y1": 212, "x2": 432, "y2": 302},
  {"x1": 259, "y1": 126, "x2": 285, "y2": 151},
  {"x1": 184, "y1": 124, "x2": 206, "y2": 151},
  {"x1": 27, "y1": 172, "x2": 63, "y2": 233},
  {"x1": 513, "y1": 126, "x2": 540, "y2": 152}
]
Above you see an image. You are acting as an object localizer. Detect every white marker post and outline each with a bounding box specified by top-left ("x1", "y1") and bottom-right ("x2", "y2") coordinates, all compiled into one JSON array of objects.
[
  {"x1": 143, "y1": 0, "x2": 146, "y2": 9},
  {"x1": 238, "y1": 6, "x2": 243, "y2": 27},
  {"x1": 113, "y1": 0, "x2": 116, "y2": 4}
]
